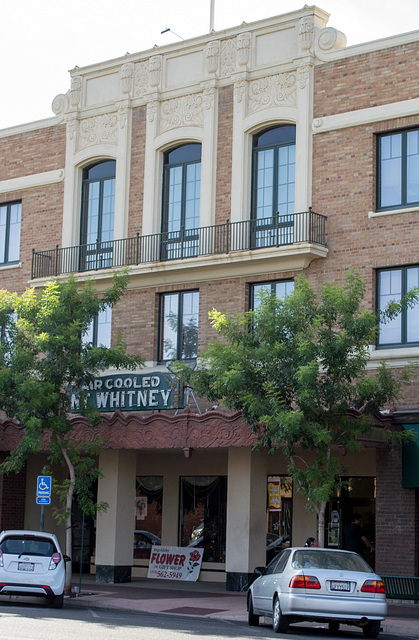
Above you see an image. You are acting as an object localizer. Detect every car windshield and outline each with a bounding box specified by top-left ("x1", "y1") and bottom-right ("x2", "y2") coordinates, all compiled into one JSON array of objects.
[
  {"x1": 292, "y1": 550, "x2": 372, "y2": 572},
  {"x1": 0, "y1": 535, "x2": 56, "y2": 557}
]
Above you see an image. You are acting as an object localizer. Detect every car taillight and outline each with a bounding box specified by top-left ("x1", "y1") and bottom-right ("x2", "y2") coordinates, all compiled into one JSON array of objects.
[
  {"x1": 289, "y1": 575, "x2": 321, "y2": 589},
  {"x1": 361, "y1": 580, "x2": 386, "y2": 594},
  {"x1": 0, "y1": 551, "x2": 3, "y2": 568},
  {"x1": 49, "y1": 552, "x2": 61, "y2": 570}
]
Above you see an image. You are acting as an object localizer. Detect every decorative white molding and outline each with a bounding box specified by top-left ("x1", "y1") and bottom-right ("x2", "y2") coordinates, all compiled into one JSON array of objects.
[
  {"x1": 70, "y1": 76, "x2": 82, "y2": 107},
  {"x1": 134, "y1": 61, "x2": 149, "y2": 97},
  {"x1": 297, "y1": 63, "x2": 311, "y2": 89},
  {"x1": 205, "y1": 41, "x2": 220, "y2": 74},
  {"x1": 159, "y1": 94, "x2": 204, "y2": 133},
  {"x1": 236, "y1": 32, "x2": 251, "y2": 67},
  {"x1": 234, "y1": 79, "x2": 246, "y2": 104},
  {"x1": 78, "y1": 113, "x2": 119, "y2": 150},
  {"x1": 368, "y1": 206, "x2": 419, "y2": 218},
  {"x1": 220, "y1": 39, "x2": 236, "y2": 77},
  {"x1": 248, "y1": 72, "x2": 296, "y2": 114},
  {"x1": 120, "y1": 63, "x2": 134, "y2": 95},
  {"x1": 299, "y1": 16, "x2": 314, "y2": 51},
  {"x1": 0, "y1": 169, "x2": 64, "y2": 195},
  {"x1": 313, "y1": 97, "x2": 419, "y2": 134},
  {"x1": 149, "y1": 56, "x2": 162, "y2": 88},
  {"x1": 367, "y1": 345, "x2": 419, "y2": 369}
]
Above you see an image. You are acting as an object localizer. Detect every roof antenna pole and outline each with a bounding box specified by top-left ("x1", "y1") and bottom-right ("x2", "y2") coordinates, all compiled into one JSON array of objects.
[{"x1": 209, "y1": 0, "x2": 215, "y2": 32}]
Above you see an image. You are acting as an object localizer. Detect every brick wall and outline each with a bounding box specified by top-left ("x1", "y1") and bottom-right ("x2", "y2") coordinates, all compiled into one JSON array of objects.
[
  {"x1": 376, "y1": 446, "x2": 418, "y2": 575},
  {"x1": 128, "y1": 106, "x2": 146, "y2": 237},
  {"x1": 314, "y1": 42, "x2": 419, "y2": 118},
  {"x1": 215, "y1": 85, "x2": 233, "y2": 225}
]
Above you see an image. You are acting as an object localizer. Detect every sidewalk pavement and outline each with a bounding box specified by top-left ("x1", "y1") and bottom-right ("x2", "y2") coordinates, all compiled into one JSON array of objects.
[{"x1": 66, "y1": 575, "x2": 419, "y2": 637}]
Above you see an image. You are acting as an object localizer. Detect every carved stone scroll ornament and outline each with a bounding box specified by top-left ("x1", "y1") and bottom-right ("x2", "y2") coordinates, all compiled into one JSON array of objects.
[
  {"x1": 234, "y1": 79, "x2": 246, "y2": 104},
  {"x1": 206, "y1": 41, "x2": 220, "y2": 74},
  {"x1": 316, "y1": 27, "x2": 347, "y2": 53},
  {"x1": 78, "y1": 113, "x2": 118, "y2": 149},
  {"x1": 120, "y1": 63, "x2": 134, "y2": 95},
  {"x1": 134, "y1": 60, "x2": 149, "y2": 98},
  {"x1": 159, "y1": 93, "x2": 204, "y2": 133},
  {"x1": 149, "y1": 55, "x2": 162, "y2": 88},
  {"x1": 297, "y1": 63, "x2": 311, "y2": 90},
  {"x1": 248, "y1": 72, "x2": 296, "y2": 114},
  {"x1": 202, "y1": 84, "x2": 215, "y2": 111},
  {"x1": 147, "y1": 100, "x2": 158, "y2": 123},
  {"x1": 69, "y1": 76, "x2": 82, "y2": 107},
  {"x1": 220, "y1": 38, "x2": 236, "y2": 77},
  {"x1": 236, "y1": 32, "x2": 251, "y2": 66},
  {"x1": 52, "y1": 93, "x2": 70, "y2": 117},
  {"x1": 298, "y1": 16, "x2": 314, "y2": 51}
]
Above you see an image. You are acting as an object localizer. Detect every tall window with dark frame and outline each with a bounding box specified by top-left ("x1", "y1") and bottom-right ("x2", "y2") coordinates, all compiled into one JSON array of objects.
[
  {"x1": 250, "y1": 280, "x2": 295, "y2": 311},
  {"x1": 0, "y1": 201, "x2": 21, "y2": 265},
  {"x1": 162, "y1": 144, "x2": 201, "y2": 260},
  {"x1": 377, "y1": 128, "x2": 419, "y2": 210},
  {"x1": 159, "y1": 291, "x2": 199, "y2": 361},
  {"x1": 377, "y1": 266, "x2": 419, "y2": 347},
  {"x1": 80, "y1": 161, "x2": 116, "y2": 270},
  {"x1": 252, "y1": 125, "x2": 296, "y2": 248},
  {"x1": 82, "y1": 305, "x2": 112, "y2": 348}
]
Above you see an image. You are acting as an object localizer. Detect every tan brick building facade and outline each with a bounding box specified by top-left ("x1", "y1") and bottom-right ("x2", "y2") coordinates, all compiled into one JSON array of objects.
[{"x1": 0, "y1": 6, "x2": 418, "y2": 587}]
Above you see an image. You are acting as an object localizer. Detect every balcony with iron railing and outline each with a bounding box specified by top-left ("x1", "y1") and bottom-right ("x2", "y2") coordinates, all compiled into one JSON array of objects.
[{"x1": 31, "y1": 209, "x2": 327, "y2": 280}]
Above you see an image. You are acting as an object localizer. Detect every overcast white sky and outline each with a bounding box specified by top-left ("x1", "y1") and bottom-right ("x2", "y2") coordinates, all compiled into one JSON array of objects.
[{"x1": 1, "y1": 0, "x2": 418, "y2": 130}]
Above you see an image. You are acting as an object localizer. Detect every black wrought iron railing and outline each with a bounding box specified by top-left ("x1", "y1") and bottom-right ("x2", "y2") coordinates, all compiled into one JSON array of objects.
[{"x1": 31, "y1": 209, "x2": 327, "y2": 279}]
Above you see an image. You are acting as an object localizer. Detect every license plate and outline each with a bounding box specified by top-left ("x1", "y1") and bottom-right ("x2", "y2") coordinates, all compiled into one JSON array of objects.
[
  {"x1": 18, "y1": 562, "x2": 34, "y2": 571},
  {"x1": 331, "y1": 580, "x2": 350, "y2": 591}
]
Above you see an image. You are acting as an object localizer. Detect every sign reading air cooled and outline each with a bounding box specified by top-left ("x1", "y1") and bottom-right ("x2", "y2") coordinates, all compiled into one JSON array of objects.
[{"x1": 70, "y1": 373, "x2": 184, "y2": 412}]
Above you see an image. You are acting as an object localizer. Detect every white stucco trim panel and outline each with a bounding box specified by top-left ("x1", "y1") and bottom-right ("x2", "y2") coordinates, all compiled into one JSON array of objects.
[
  {"x1": 0, "y1": 170, "x2": 64, "y2": 195},
  {"x1": 312, "y1": 97, "x2": 419, "y2": 135}
]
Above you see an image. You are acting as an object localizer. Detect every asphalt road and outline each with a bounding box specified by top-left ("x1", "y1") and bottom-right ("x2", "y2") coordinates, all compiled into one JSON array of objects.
[{"x1": 0, "y1": 602, "x2": 415, "y2": 640}]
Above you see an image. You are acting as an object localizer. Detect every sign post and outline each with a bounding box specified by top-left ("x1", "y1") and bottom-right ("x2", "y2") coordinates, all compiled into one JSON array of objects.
[{"x1": 36, "y1": 475, "x2": 52, "y2": 532}]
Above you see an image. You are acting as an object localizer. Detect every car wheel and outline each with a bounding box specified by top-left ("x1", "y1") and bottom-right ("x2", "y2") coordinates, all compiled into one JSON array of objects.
[
  {"x1": 272, "y1": 596, "x2": 290, "y2": 633},
  {"x1": 248, "y1": 594, "x2": 259, "y2": 626},
  {"x1": 363, "y1": 621, "x2": 381, "y2": 638},
  {"x1": 329, "y1": 620, "x2": 340, "y2": 633},
  {"x1": 51, "y1": 593, "x2": 64, "y2": 609}
]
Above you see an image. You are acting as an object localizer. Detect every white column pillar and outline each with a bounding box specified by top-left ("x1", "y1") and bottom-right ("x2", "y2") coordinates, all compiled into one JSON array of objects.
[
  {"x1": 95, "y1": 449, "x2": 136, "y2": 582},
  {"x1": 225, "y1": 447, "x2": 266, "y2": 590}
]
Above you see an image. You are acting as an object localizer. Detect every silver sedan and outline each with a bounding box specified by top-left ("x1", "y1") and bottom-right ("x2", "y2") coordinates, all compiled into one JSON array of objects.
[{"x1": 247, "y1": 547, "x2": 387, "y2": 638}]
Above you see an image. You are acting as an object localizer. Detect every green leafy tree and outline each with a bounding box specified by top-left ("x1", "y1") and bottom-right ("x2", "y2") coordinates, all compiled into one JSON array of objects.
[
  {"x1": 182, "y1": 270, "x2": 418, "y2": 547},
  {"x1": 0, "y1": 271, "x2": 144, "y2": 592}
]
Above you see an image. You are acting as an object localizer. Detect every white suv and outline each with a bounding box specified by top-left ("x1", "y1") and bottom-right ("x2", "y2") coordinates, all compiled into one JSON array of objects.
[{"x1": 0, "y1": 530, "x2": 69, "y2": 608}]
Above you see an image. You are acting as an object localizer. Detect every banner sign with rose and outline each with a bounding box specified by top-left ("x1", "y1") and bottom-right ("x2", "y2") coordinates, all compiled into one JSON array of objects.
[{"x1": 147, "y1": 546, "x2": 204, "y2": 581}]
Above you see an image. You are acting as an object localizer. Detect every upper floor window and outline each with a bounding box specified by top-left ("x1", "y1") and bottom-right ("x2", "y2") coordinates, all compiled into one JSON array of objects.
[
  {"x1": 0, "y1": 202, "x2": 21, "y2": 265},
  {"x1": 250, "y1": 280, "x2": 295, "y2": 311},
  {"x1": 252, "y1": 126, "x2": 296, "y2": 247},
  {"x1": 159, "y1": 291, "x2": 199, "y2": 361},
  {"x1": 377, "y1": 266, "x2": 419, "y2": 347},
  {"x1": 162, "y1": 144, "x2": 201, "y2": 260},
  {"x1": 82, "y1": 305, "x2": 112, "y2": 348},
  {"x1": 80, "y1": 161, "x2": 115, "y2": 270},
  {"x1": 377, "y1": 129, "x2": 419, "y2": 210}
]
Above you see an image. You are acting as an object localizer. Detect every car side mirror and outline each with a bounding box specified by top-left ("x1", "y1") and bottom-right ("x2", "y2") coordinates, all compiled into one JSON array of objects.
[
  {"x1": 63, "y1": 555, "x2": 72, "y2": 563},
  {"x1": 254, "y1": 566, "x2": 266, "y2": 576}
]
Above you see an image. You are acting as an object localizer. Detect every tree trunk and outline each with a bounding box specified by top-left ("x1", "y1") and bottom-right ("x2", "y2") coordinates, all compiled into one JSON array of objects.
[{"x1": 61, "y1": 444, "x2": 75, "y2": 595}]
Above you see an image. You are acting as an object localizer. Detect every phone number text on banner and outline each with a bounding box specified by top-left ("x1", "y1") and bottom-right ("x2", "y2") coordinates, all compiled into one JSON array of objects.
[{"x1": 147, "y1": 546, "x2": 203, "y2": 581}]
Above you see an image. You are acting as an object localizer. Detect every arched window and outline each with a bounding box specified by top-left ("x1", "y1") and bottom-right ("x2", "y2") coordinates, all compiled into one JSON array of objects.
[
  {"x1": 80, "y1": 160, "x2": 116, "y2": 270},
  {"x1": 162, "y1": 144, "x2": 201, "y2": 259},
  {"x1": 252, "y1": 126, "x2": 295, "y2": 247}
]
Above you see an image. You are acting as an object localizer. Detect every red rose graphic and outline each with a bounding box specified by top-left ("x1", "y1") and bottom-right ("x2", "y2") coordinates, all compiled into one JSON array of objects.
[{"x1": 189, "y1": 550, "x2": 201, "y2": 563}]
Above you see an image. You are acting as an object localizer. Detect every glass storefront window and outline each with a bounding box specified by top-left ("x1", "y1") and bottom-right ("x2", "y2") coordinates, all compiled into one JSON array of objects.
[
  {"x1": 266, "y1": 476, "x2": 292, "y2": 564},
  {"x1": 134, "y1": 476, "x2": 163, "y2": 559},
  {"x1": 179, "y1": 476, "x2": 227, "y2": 563}
]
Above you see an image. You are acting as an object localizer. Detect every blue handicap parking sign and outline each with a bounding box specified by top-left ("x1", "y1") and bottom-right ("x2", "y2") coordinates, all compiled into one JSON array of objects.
[{"x1": 36, "y1": 476, "x2": 52, "y2": 504}]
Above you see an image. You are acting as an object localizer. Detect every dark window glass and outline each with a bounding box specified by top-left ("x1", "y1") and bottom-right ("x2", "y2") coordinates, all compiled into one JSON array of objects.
[
  {"x1": 250, "y1": 280, "x2": 294, "y2": 311},
  {"x1": 377, "y1": 266, "x2": 419, "y2": 346},
  {"x1": 80, "y1": 160, "x2": 115, "y2": 270},
  {"x1": 0, "y1": 202, "x2": 21, "y2": 264},
  {"x1": 134, "y1": 476, "x2": 163, "y2": 559},
  {"x1": 179, "y1": 476, "x2": 227, "y2": 563},
  {"x1": 162, "y1": 144, "x2": 201, "y2": 260},
  {"x1": 378, "y1": 129, "x2": 419, "y2": 210},
  {"x1": 82, "y1": 305, "x2": 112, "y2": 348},
  {"x1": 159, "y1": 291, "x2": 199, "y2": 361}
]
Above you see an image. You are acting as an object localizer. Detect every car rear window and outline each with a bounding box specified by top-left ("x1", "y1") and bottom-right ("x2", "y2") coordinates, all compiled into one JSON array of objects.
[
  {"x1": 0, "y1": 535, "x2": 56, "y2": 557},
  {"x1": 292, "y1": 550, "x2": 372, "y2": 572}
]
